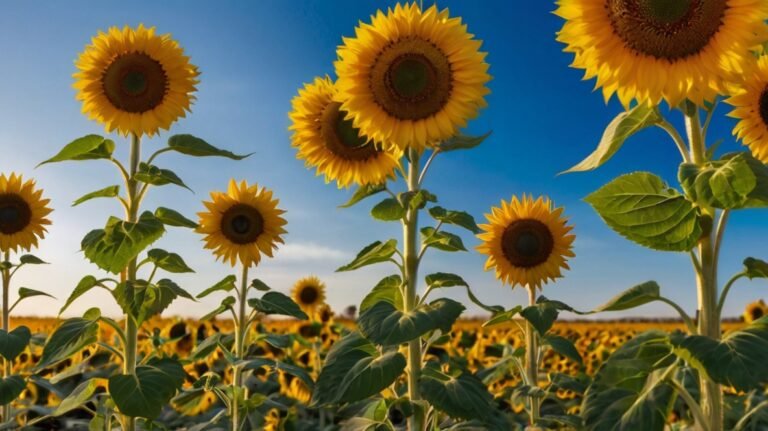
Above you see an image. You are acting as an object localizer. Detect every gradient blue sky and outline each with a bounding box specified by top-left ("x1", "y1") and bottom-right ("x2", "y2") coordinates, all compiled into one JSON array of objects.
[{"x1": 0, "y1": 1, "x2": 765, "y2": 320}]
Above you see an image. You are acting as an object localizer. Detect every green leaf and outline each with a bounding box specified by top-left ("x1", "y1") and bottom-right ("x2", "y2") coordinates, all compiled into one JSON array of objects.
[
  {"x1": 339, "y1": 184, "x2": 386, "y2": 208},
  {"x1": 154, "y1": 207, "x2": 197, "y2": 228},
  {"x1": 0, "y1": 326, "x2": 30, "y2": 361},
  {"x1": 18, "y1": 287, "x2": 55, "y2": 301},
  {"x1": 109, "y1": 357, "x2": 185, "y2": 419},
  {"x1": 337, "y1": 239, "x2": 398, "y2": 272},
  {"x1": 72, "y1": 185, "x2": 120, "y2": 207},
  {"x1": 147, "y1": 249, "x2": 195, "y2": 273},
  {"x1": 585, "y1": 172, "x2": 702, "y2": 252},
  {"x1": 437, "y1": 131, "x2": 492, "y2": 152},
  {"x1": 562, "y1": 104, "x2": 661, "y2": 174},
  {"x1": 251, "y1": 279, "x2": 270, "y2": 291},
  {"x1": 248, "y1": 291, "x2": 308, "y2": 320},
  {"x1": 425, "y1": 272, "x2": 468, "y2": 289},
  {"x1": 113, "y1": 279, "x2": 193, "y2": 325},
  {"x1": 744, "y1": 257, "x2": 768, "y2": 279},
  {"x1": 53, "y1": 378, "x2": 102, "y2": 416},
  {"x1": 358, "y1": 298, "x2": 465, "y2": 346},
  {"x1": 39, "y1": 135, "x2": 115, "y2": 166},
  {"x1": 483, "y1": 306, "x2": 523, "y2": 327},
  {"x1": 371, "y1": 198, "x2": 406, "y2": 221},
  {"x1": 336, "y1": 351, "x2": 406, "y2": 404},
  {"x1": 0, "y1": 376, "x2": 26, "y2": 405},
  {"x1": 420, "y1": 371, "x2": 496, "y2": 420},
  {"x1": 593, "y1": 281, "x2": 661, "y2": 312},
  {"x1": 81, "y1": 212, "x2": 165, "y2": 274},
  {"x1": 542, "y1": 335, "x2": 582, "y2": 364},
  {"x1": 196, "y1": 275, "x2": 236, "y2": 298},
  {"x1": 428, "y1": 207, "x2": 480, "y2": 233},
  {"x1": 420, "y1": 227, "x2": 466, "y2": 252},
  {"x1": 19, "y1": 254, "x2": 47, "y2": 265},
  {"x1": 201, "y1": 296, "x2": 236, "y2": 321},
  {"x1": 520, "y1": 302, "x2": 560, "y2": 336},
  {"x1": 134, "y1": 163, "x2": 192, "y2": 192},
  {"x1": 360, "y1": 275, "x2": 403, "y2": 313},
  {"x1": 679, "y1": 152, "x2": 768, "y2": 209},
  {"x1": 37, "y1": 315, "x2": 99, "y2": 369},
  {"x1": 167, "y1": 134, "x2": 250, "y2": 160},
  {"x1": 399, "y1": 190, "x2": 437, "y2": 211},
  {"x1": 670, "y1": 316, "x2": 768, "y2": 391},
  {"x1": 60, "y1": 276, "x2": 102, "y2": 315}
]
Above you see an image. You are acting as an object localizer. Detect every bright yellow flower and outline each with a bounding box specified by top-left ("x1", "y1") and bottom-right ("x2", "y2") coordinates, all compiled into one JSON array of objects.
[
  {"x1": 289, "y1": 76, "x2": 402, "y2": 188},
  {"x1": 291, "y1": 276, "x2": 326, "y2": 317},
  {"x1": 726, "y1": 55, "x2": 768, "y2": 163},
  {"x1": 334, "y1": 3, "x2": 491, "y2": 151},
  {"x1": 555, "y1": 0, "x2": 768, "y2": 107},
  {"x1": 0, "y1": 173, "x2": 52, "y2": 253},
  {"x1": 197, "y1": 180, "x2": 286, "y2": 267},
  {"x1": 73, "y1": 24, "x2": 199, "y2": 136},
  {"x1": 477, "y1": 195, "x2": 575, "y2": 289},
  {"x1": 743, "y1": 299, "x2": 767, "y2": 323}
]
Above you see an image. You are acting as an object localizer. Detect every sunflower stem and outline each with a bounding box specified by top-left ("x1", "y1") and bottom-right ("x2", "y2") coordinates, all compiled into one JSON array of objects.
[
  {"x1": 1, "y1": 250, "x2": 10, "y2": 423},
  {"x1": 232, "y1": 264, "x2": 250, "y2": 431},
  {"x1": 525, "y1": 284, "x2": 540, "y2": 427}
]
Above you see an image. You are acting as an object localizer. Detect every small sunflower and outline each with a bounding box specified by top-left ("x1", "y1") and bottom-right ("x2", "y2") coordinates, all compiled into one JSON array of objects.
[
  {"x1": 555, "y1": 0, "x2": 768, "y2": 107},
  {"x1": 289, "y1": 76, "x2": 402, "y2": 188},
  {"x1": 0, "y1": 173, "x2": 52, "y2": 253},
  {"x1": 477, "y1": 195, "x2": 575, "y2": 289},
  {"x1": 334, "y1": 3, "x2": 491, "y2": 151},
  {"x1": 726, "y1": 56, "x2": 768, "y2": 163},
  {"x1": 291, "y1": 276, "x2": 326, "y2": 317},
  {"x1": 73, "y1": 24, "x2": 199, "y2": 137},
  {"x1": 743, "y1": 299, "x2": 767, "y2": 323},
  {"x1": 197, "y1": 180, "x2": 286, "y2": 267}
]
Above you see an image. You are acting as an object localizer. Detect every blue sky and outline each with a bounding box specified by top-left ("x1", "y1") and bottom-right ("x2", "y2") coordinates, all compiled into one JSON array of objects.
[{"x1": 0, "y1": 1, "x2": 765, "y2": 320}]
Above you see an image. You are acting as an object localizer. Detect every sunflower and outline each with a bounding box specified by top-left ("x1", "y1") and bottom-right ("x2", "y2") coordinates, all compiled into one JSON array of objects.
[
  {"x1": 477, "y1": 195, "x2": 575, "y2": 289},
  {"x1": 291, "y1": 276, "x2": 326, "y2": 317},
  {"x1": 0, "y1": 173, "x2": 52, "y2": 253},
  {"x1": 73, "y1": 24, "x2": 199, "y2": 137},
  {"x1": 334, "y1": 3, "x2": 491, "y2": 151},
  {"x1": 555, "y1": 0, "x2": 768, "y2": 107},
  {"x1": 197, "y1": 180, "x2": 286, "y2": 267},
  {"x1": 289, "y1": 76, "x2": 402, "y2": 188},
  {"x1": 743, "y1": 299, "x2": 767, "y2": 323},
  {"x1": 726, "y1": 56, "x2": 768, "y2": 163}
]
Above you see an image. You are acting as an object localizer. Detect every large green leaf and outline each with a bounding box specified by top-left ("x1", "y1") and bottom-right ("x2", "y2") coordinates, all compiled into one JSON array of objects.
[
  {"x1": 371, "y1": 198, "x2": 406, "y2": 221},
  {"x1": 53, "y1": 378, "x2": 103, "y2": 416},
  {"x1": 81, "y1": 212, "x2": 165, "y2": 274},
  {"x1": 593, "y1": 281, "x2": 661, "y2": 312},
  {"x1": 542, "y1": 334, "x2": 582, "y2": 365},
  {"x1": 37, "y1": 313, "x2": 99, "y2": 370},
  {"x1": 520, "y1": 296, "x2": 576, "y2": 335},
  {"x1": 154, "y1": 207, "x2": 197, "y2": 228},
  {"x1": 679, "y1": 152, "x2": 768, "y2": 209},
  {"x1": 339, "y1": 184, "x2": 386, "y2": 208},
  {"x1": 147, "y1": 249, "x2": 195, "y2": 273},
  {"x1": 358, "y1": 298, "x2": 465, "y2": 346},
  {"x1": 113, "y1": 279, "x2": 193, "y2": 325},
  {"x1": 167, "y1": 134, "x2": 250, "y2": 160},
  {"x1": 72, "y1": 185, "x2": 120, "y2": 207},
  {"x1": 360, "y1": 275, "x2": 403, "y2": 313},
  {"x1": 563, "y1": 104, "x2": 661, "y2": 174},
  {"x1": 585, "y1": 172, "x2": 702, "y2": 252},
  {"x1": 0, "y1": 376, "x2": 26, "y2": 405},
  {"x1": 0, "y1": 326, "x2": 30, "y2": 362},
  {"x1": 420, "y1": 370, "x2": 496, "y2": 421},
  {"x1": 335, "y1": 352, "x2": 405, "y2": 404},
  {"x1": 337, "y1": 239, "x2": 398, "y2": 272},
  {"x1": 248, "y1": 291, "x2": 308, "y2": 320},
  {"x1": 670, "y1": 316, "x2": 768, "y2": 391},
  {"x1": 428, "y1": 207, "x2": 480, "y2": 234},
  {"x1": 39, "y1": 135, "x2": 115, "y2": 166},
  {"x1": 109, "y1": 357, "x2": 185, "y2": 418},
  {"x1": 437, "y1": 131, "x2": 492, "y2": 152},
  {"x1": 420, "y1": 227, "x2": 466, "y2": 252},
  {"x1": 134, "y1": 163, "x2": 192, "y2": 191},
  {"x1": 196, "y1": 275, "x2": 236, "y2": 298}
]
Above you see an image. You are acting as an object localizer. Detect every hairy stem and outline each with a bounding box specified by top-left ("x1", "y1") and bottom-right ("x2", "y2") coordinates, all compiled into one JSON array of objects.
[{"x1": 232, "y1": 264, "x2": 250, "y2": 431}]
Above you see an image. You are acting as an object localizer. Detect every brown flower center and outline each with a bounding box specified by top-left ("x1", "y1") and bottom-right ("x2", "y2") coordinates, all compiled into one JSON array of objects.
[
  {"x1": 299, "y1": 285, "x2": 319, "y2": 305},
  {"x1": 501, "y1": 219, "x2": 554, "y2": 268},
  {"x1": 102, "y1": 52, "x2": 168, "y2": 113},
  {"x1": 220, "y1": 204, "x2": 264, "y2": 245},
  {"x1": 0, "y1": 194, "x2": 32, "y2": 235},
  {"x1": 320, "y1": 102, "x2": 380, "y2": 161},
  {"x1": 759, "y1": 88, "x2": 768, "y2": 127},
  {"x1": 606, "y1": 0, "x2": 727, "y2": 60},
  {"x1": 750, "y1": 306, "x2": 765, "y2": 321},
  {"x1": 370, "y1": 37, "x2": 452, "y2": 120}
]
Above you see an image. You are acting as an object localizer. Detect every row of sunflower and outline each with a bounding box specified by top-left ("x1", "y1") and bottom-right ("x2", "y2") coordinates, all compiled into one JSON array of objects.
[{"x1": 1, "y1": 1, "x2": 768, "y2": 431}]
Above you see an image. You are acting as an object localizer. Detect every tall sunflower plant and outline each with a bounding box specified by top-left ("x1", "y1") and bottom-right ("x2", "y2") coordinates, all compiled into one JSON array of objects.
[
  {"x1": 556, "y1": 1, "x2": 768, "y2": 430},
  {"x1": 28, "y1": 25, "x2": 249, "y2": 430}
]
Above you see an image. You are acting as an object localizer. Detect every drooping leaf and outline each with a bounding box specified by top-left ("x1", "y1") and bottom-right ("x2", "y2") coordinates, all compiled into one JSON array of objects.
[
  {"x1": 39, "y1": 135, "x2": 115, "y2": 166},
  {"x1": 72, "y1": 185, "x2": 120, "y2": 207},
  {"x1": 593, "y1": 281, "x2": 661, "y2": 312},
  {"x1": 744, "y1": 257, "x2": 768, "y2": 279},
  {"x1": 108, "y1": 357, "x2": 185, "y2": 418},
  {"x1": 250, "y1": 279, "x2": 270, "y2": 291},
  {"x1": 520, "y1": 298, "x2": 572, "y2": 336},
  {"x1": 248, "y1": 291, "x2": 308, "y2": 320},
  {"x1": 420, "y1": 370, "x2": 496, "y2": 421},
  {"x1": 421, "y1": 227, "x2": 466, "y2": 252},
  {"x1": 360, "y1": 275, "x2": 403, "y2": 313},
  {"x1": 134, "y1": 163, "x2": 192, "y2": 191},
  {"x1": 339, "y1": 184, "x2": 386, "y2": 208},
  {"x1": 154, "y1": 207, "x2": 197, "y2": 228},
  {"x1": 113, "y1": 279, "x2": 194, "y2": 325},
  {"x1": 437, "y1": 131, "x2": 492, "y2": 152},
  {"x1": 358, "y1": 298, "x2": 465, "y2": 346},
  {"x1": 147, "y1": 249, "x2": 195, "y2": 273},
  {"x1": 371, "y1": 198, "x2": 406, "y2": 221},
  {"x1": 196, "y1": 275, "x2": 236, "y2": 298},
  {"x1": 53, "y1": 378, "x2": 105, "y2": 416},
  {"x1": 585, "y1": 172, "x2": 702, "y2": 252},
  {"x1": 679, "y1": 152, "x2": 768, "y2": 209},
  {"x1": 167, "y1": 134, "x2": 250, "y2": 160},
  {"x1": 542, "y1": 335, "x2": 582, "y2": 365},
  {"x1": 81, "y1": 212, "x2": 165, "y2": 274},
  {"x1": 483, "y1": 306, "x2": 523, "y2": 327},
  {"x1": 0, "y1": 376, "x2": 26, "y2": 405},
  {"x1": 562, "y1": 104, "x2": 661, "y2": 174},
  {"x1": 425, "y1": 273, "x2": 504, "y2": 314},
  {"x1": 337, "y1": 239, "x2": 398, "y2": 272},
  {"x1": 0, "y1": 326, "x2": 31, "y2": 361},
  {"x1": 37, "y1": 314, "x2": 99, "y2": 370},
  {"x1": 428, "y1": 207, "x2": 480, "y2": 233}
]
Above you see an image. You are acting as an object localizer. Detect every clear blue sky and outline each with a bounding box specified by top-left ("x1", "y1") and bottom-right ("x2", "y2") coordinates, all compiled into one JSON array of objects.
[{"x1": 0, "y1": 1, "x2": 765, "y2": 320}]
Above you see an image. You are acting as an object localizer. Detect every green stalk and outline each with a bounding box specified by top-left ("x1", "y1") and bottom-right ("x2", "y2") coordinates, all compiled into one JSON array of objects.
[
  {"x1": 232, "y1": 264, "x2": 249, "y2": 431},
  {"x1": 1, "y1": 250, "x2": 10, "y2": 423},
  {"x1": 403, "y1": 148, "x2": 423, "y2": 431},
  {"x1": 525, "y1": 285, "x2": 540, "y2": 426},
  {"x1": 685, "y1": 110, "x2": 723, "y2": 431}
]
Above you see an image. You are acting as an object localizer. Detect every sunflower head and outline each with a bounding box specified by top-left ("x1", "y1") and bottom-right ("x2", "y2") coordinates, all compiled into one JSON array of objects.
[
  {"x1": 726, "y1": 55, "x2": 768, "y2": 163},
  {"x1": 477, "y1": 195, "x2": 575, "y2": 289},
  {"x1": 74, "y1": 24, "x2": 199, "y2": 137},
  {"x1": 291, "y1": 276, "x2": 327, "y2": 317},
  {"x1": 334, "y1": 3, "x2": 491, "y2": 151},
  {"x1": 744, "y1": 299, "x2": 767, "y2": 323},
  {"x1": 556, "y1": 0, "x2": 768, "y2": 107},
  {"x1": 197, "y1": 180, "x2": 286, "y2": 268},
  {"x1": 0, "y1": 173, "x2": 52, "y2": 253},
  {"x1": 289, "y1": 76, "x2": 402, "y2": 188}
]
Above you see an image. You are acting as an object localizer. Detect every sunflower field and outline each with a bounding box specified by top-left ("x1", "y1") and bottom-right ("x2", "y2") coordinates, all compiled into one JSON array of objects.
[{"x1": 1, "y1": 1, "x2": 768, "y2": 431}]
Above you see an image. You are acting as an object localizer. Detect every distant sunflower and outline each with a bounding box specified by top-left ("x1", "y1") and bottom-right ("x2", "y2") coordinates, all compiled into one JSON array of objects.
[
  {"x1": 726, "y1": 56, "x2": 768, "y2": 163},
  {"x1": 197, "y1": 180, "x2": 286, "y2": 267},
  {"x1": 744, "y1": 299, "x2": 767, "y2": 323},
  {"x1": 291, "y1": 276, "x2": 326, "y2": 317},
  {"x1": 73, "y1": 24, "x2": 199, "y2": 137},
  {"x1": 477, "y1": 195, "x2": 575, "y2": 289},
  {"x1": 0, "y1": 173, "x2": 52, "y2": 253},
  {"x1": 555, "y1": 0, "x2": 768, "y2": 107},
  {"x1": 335, "y1": 3, "x2": 491, "y2": 151},
  {"x1": 289, "y1": 76, "x2": 402, "y2": 188}
]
